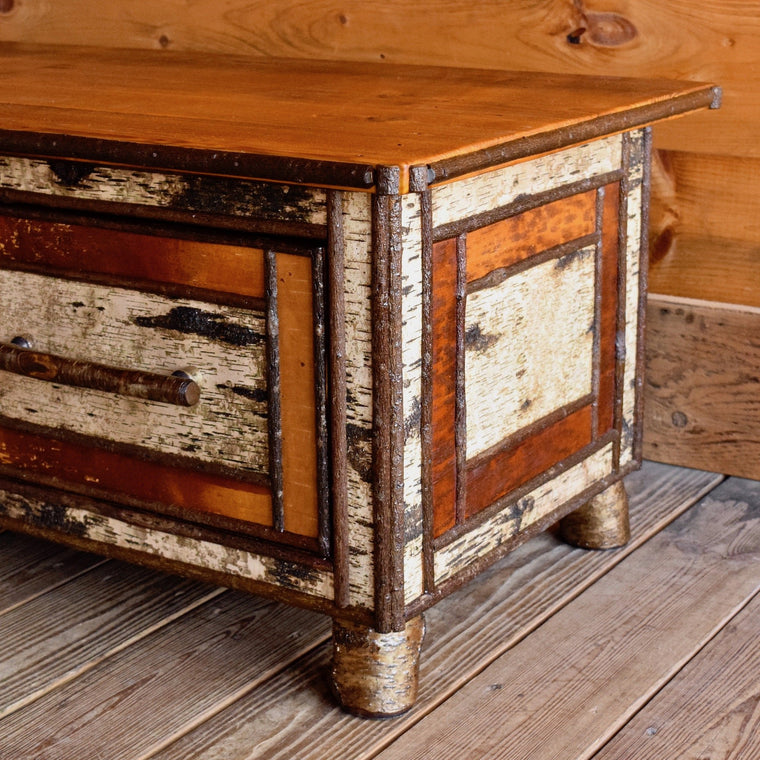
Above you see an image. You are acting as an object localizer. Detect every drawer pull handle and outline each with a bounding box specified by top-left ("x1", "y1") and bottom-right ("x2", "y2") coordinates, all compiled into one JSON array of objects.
[{"x1": 0, "y1": 342, "x2": 201, "y2": 407}]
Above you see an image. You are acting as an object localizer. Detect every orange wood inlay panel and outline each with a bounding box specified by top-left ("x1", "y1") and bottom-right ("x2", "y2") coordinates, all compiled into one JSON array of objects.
[
  {"x1": 0, "y1": 215, "x2": 266, "y2": 299},
  {"x1": 466, "y1": 190, "x2": 597, "y2": 284},
  {"x1": 465, "y1": 405, "x2": 593, "y2": 519},
  {"x1": 0, "y1": 427, "x2": 274, "y2": 526},
  {"x1": 598, "y1": 183, "x2": 621, "y2": 434},
  {"x1": 431, "y1": 237, "x2": 459, "y2": 538},
  {"x1": 276, "y1": 252, "x2": 320, "y2": 538}
]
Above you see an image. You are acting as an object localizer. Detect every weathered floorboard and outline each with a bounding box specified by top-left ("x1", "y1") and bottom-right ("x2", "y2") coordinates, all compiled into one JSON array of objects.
[
  {"x1": 594, "y1": 497, "x2": 760, "y2": 759},
  {"x1": 374, "y1": 476, "x2": 760, "y2": 760},
  {"x1": 0, "y1": 561, "x2": 222, "y2": 720},
  {"x1": 0, "y1": 532, "x2": 106, "y2": 614},
  {"x1": 150, "y1": 462, "x2": 721, "y2": 759},
  {"x1": 0, "y1": 592, "x2": 331, "y2": 760}
]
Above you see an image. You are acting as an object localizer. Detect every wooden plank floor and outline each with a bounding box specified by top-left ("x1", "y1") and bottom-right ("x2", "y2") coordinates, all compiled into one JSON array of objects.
[{"x1": 2, "y1": 461, "x2": 759, "y2": 759}]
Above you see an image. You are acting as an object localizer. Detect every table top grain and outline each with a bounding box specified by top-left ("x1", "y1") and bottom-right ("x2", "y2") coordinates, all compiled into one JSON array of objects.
[{"x1": 0, "y1": 44, "x2": 719, "y2": 191}]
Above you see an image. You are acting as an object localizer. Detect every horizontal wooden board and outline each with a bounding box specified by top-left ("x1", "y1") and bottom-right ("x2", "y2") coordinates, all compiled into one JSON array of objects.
[
  {"x1": 0, "y1": 427, "x2": 274, "y2": 529},
  {"x1": 465, "y1": 404, "x2": 593, "y2": 518},
  {"x1": 0, "y1": 156, "x2": 328, "y2": 229},
  {"x1": 652, "y1": 151, "x2": 760, "y2": 249},
  {"x1": 432, "y1": 135, "x2": 622, "y2": 228},
  {"x1": 0, "y1": 532, "x2": 105, "y2": 614},
  {"x1": 649, "y1": 235, "x2": 760, "y2": 309},
  {"x1": 643, "y1": 295, "x2": 760, "y2": 480},
  {"x1": 0, "y1": 588, "x2": 330, "y2": 757},
  {"x1": 465, "y1": 189, "x2": 596, "y2": 283},
  {"x1": 0, "y1": 46, "x2": 715, "y2": 192},
  {"x1": 0, "y1": 268, "x2": 269, "y2": 475},
  {"x1": 0, "y1": 214, "x2": 267, "y2": 299},
  {"x1": 0, "y1": 560, "x2": 220, "y2": 718},
  {"x1": 435, "y1": 443, "x2": 614, "y2": 584}
]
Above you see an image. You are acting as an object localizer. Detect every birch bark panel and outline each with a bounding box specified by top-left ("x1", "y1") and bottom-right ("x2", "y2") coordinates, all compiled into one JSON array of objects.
[
  {"x1": 431, "y1": 135, "x2": 623, "y2": 228},
  {"x1": 465, "y1": 190, "x2": 597, "y2": 283},
  {"x1": 400, "y1": 193, "x2": 424, "y2": 605},
  {"x1": 0, "y1": 488, "x2": 335, "y2": 599},
  {"x1": 340, "y1": 191, "x2": 374, "y2": 609},
  {"x1": 620, "y1": 172, "x2": 644, "y2": 467},
  {"x1": 434, "y1": 443, "x2": 614, "y2": 585},
  {"x1": 0, "y1": 269, "x2": 269, "y2": 474},
  {"x1": 0, "y1": 156, "x2": 328, "y2": 224},
  {"x1": 430, "y1": 238, "x2": 459, "y2": 537},
  {"x1": 276, "y1": 253, "x2": 319, "y2": 538},
  {"x1": 0, "y1": 215, "x2": 268, "y2": 300},
  {"x1": 464, "y1": 245, "x2": 596, "y2": 460}
]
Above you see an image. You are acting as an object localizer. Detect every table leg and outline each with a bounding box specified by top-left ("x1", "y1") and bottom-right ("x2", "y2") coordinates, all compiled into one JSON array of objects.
[
  {"x1": 330, "y1": 615, "x2": 425, "y2": 718},
  {"x1": 559, "y1": 480, "x2": 631, "y2": 549}
]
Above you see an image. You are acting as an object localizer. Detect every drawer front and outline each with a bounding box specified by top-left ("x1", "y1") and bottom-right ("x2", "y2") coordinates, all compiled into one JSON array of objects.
[
  {"x1": 0, "y1": 214, "x2": 326, "y2": 547},
  {"x1": 0, "y1": 268, "x2": 269, "y2": 470}
]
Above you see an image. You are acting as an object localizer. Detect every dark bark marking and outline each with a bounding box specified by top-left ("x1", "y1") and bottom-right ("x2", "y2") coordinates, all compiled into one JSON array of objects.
[
  {"x1": 464, "y1": 323, "x2": 500, "y2": 353},
  {"x1": 134, "y1": 306, "x2": 265, "y2": 347},
  {"x1": 346, "y1": 422, "x2": 373, "y2": 485}
]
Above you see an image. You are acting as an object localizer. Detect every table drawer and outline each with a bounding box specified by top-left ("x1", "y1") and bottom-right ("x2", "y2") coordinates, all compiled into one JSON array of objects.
[{"x1": 0, "y1": 214, "x2": 326, "y2": 548}]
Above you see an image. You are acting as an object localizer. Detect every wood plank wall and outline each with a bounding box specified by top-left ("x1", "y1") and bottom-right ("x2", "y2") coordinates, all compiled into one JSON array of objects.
[{"x1": 0, "y1": 0, "x2": 756, "y2": 477}]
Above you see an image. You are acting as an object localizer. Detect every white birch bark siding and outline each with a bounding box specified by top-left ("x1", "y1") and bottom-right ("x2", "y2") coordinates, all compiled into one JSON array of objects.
[
  {"x1": 0, "y1": 488, "x2": 334, "y2": 599},
  {"x1": 620, "y1": 131, "x2": 646, "y2": 467},
  {"x1": 434, "y1": 444, "x2": 614, "y2": 584},
  {"x1": 0, "y1": 156, "x2": 327, "y2": 224},
  {"x1": 400, "y1": 193, "x2": 424, "y2": 605},
  {"x1": 0, "y1": 270, "x2": 269, "y2": 474},
  {"x1": 464, "y1": 246, "x2": 596, "y2": 460},
  {"x1": 431, "y1": 135, "x2": 623, "y2": 228},
  {"x1": 341, "y1": 192, "x2": 375, "y2": 609}
]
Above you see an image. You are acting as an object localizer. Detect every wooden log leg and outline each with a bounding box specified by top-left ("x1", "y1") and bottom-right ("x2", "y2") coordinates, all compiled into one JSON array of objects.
[
  {"x1": 330, "y1": 615, "x2": 425, "y2": 718},
  {"x1": 560, "y1": 480, "x2": 631, "y2": 549}
]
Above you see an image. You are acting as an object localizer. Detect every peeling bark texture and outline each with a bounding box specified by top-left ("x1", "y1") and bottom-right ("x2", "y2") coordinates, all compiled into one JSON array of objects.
[
  {"x1": 400, "y1": 193, "x2": 425, "y2": 606},
  {"x1": 0, "y1": 155, "x2": 327, "y2": 224},
  {"x1": 560, "y1": 479, "x2": 630, "y2": 549},
  {"x1": 330, "y1": 615, "x2": 425, "y2": 718},
  {"x1": 435, "y1": 444, "x2": 614, "y2": 585},
  {"x1": 620, "y1": 130, "x2": 646, "y2": 468},
  {"x1": 0, "y1": 269, "x2": 269, "y2": 474},
  {"x1": 464, "y1": 244, "x2": 596, "y2": 460},
  {"x1": 341, "y1": 191, "x2": 375, "y2": 609},
  {"x1": 431, "y1": 135, "x2": 622, "y2": 229},
  {"x1": 0, "y1": 487, "x2": 334, "y2": 598}
]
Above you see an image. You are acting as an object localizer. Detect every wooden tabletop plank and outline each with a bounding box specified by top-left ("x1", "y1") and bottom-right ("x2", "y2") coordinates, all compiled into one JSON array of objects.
[
  {"x1": 594, "y1": 572, "x2": 760, "y2": 758},
  {"x1": 150, "y1": 462, "x2": 722, "y2": 759},
  {"x1": 373, "y1": 476, "x2": 760, "y2": 760},
  {"x1": 0, "y1": 45, "x2": 719, "y2": 190}
]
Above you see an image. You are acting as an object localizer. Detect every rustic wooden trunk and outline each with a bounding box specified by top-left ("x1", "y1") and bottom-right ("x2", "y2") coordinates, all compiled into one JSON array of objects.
[{"x1": 0, "y1": 46, "x2": 718, "y2": 717}]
